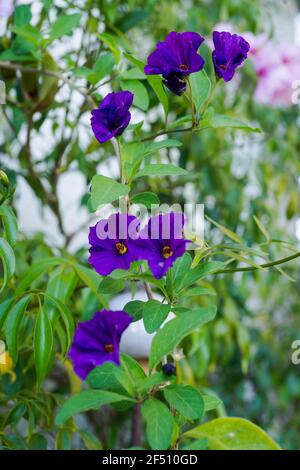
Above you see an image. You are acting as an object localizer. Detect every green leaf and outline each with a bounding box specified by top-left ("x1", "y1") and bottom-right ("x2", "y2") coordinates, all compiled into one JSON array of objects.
[
  {"x1": 0, "y1": 237, "x2": 15, "y2": 292},
  {"x1": 184, "y1": 417, "x2": 281, "y2": 450},
  {"x1": 99, "y1": 33, "x2": 120, "y2": 63},
  {"x1": 200, "y1": 113, "x2": 261, "y2": 133},
  {"x1": 34, "y1": 306, "x2": 53, "y2": 386},
  {"x1": 124, "y1": 300, "x2": 144, "y2": 322},
  {"x1": 164, "y1": 384, "x2": 204, "y2": 420},
  {"x1": 131, "y1": 192, "x2": 160, "y2": 209},
  {"x1": 203, "y1": 394, "x2": 222, "y2": 412},
  {"x1": 135, "y1": 164, "x2": 187, "y2": 179},
  {"x1": 121, "y1": 80, "x2": 149, "y2": 111},
  {"x1": 185, "y1": 286, "x2": 216, "y2": 297},
  {"x1": 189, "y1": 69, "x2": 211, "y2": 113},
  {"x1": 166, "y1": 252, "x2": 192, "y2": 292},
  {"x1": 120, "y1": 353, "x2": 146, "y2": 387},
  {"x1": 206, "y1": 215, "x2": 243, "y2": 244},
  {"x1": 121, "y1": 67, "x2": 145, "y2": 80},
  {"x1": 136, "y1": 371, "x2": 167, "y2": 394},
  {"x1": 14, "y1": 4, "x2": 32, "y2": 27},
  {"x1": 0, "y1": 298, "x2": 14, "y2": 331},
  {"x1": 253, "y1": 215, "x2": 270, "y2": 242},
  {"x1": 149, "y1": 306, "x2": 217, "y2": 370},
  {"x1": 43, "y1": 294, "x2": 74, "y2": 355},
  {"x1": 74, "y1": 264, "x2": 108, "y2": 307},
  {"x1": 48, "y1": 14, "x2": 81, "y2": 43},
  {"x1": 143, "y1": 300, "x2": 170, "y2": 333},
  {"x1": 141, "y1": 398, "x2": 174, "y2": 450},
  {"x1": 0, "y1": 206, "x2": 18, "y2": 246},
  {"x1": 12, "y1": 25, "x2": 42, "y2": 46},
  {"x1": 5, "y1": 295, "x2": 31, "y2": 363},
  {"x1": 55, "y1": 390, "x2": 135, "y2": 426},
  {"x1": 179, "y1": 261, "x2": 225, "y2": 291},
  {"x1": 181, "y1": 439, "x2": 208, "y2": 450},
  {"x1": 91, "y1": 175, "x2": 130, "y2": 209},
  {"x1": 143, "y1": 139, "x2": 182, "y2": 156},
  {"x1": 123, "y1": 53, "x2": 168, "y2": 119},
  {"x1": 15, "y1": 257, "x2": 67, "y2": 296},
  {"x1": 87, "y1": 362, "x2": 133, "y2": 396},
  {"x1": 86, "y1": 53, "x2": 115, "y2": 85},
  {"x1": 98, "y1": 277, "x2": 125, "y2": 295}
]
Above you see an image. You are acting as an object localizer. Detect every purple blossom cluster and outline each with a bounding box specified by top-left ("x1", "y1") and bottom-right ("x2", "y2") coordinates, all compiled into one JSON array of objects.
[
  {"x1": 69, "y1": 212, "x2": 188, "y2": 379},
  {"x1": 88, "y1": 212, "x2": 189, "y2": 280},
  {"x1": 90, "y1": 30, "x2": 249, "y2": 143},
  {"x1": 70, "y1": 29, "x2": 250, "y2": 380}
]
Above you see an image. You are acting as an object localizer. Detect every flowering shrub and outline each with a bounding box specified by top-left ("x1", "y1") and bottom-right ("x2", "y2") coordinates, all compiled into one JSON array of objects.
[{"x1": 0, "y1": 0, "x2": 299, "y2": 451}]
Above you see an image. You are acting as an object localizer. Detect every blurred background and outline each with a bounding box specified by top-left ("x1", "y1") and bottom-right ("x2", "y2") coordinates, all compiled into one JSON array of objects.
[{"x1": 1, "y1": 0, "x2": 300, "y2": 449}]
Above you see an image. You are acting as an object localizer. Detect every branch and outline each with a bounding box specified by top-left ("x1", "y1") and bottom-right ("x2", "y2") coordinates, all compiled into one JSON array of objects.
[
  {"x1": 215, "y1": 252, "x2": 300, "y2": 275},
  {"x1": 0, "y1": 60, "x2": 96, "y2": 108}
]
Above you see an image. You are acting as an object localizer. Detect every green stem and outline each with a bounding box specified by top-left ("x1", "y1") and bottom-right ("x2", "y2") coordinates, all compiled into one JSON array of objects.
[{"x1": 215, "y1": 251, "x2": 300, "y2": 275}]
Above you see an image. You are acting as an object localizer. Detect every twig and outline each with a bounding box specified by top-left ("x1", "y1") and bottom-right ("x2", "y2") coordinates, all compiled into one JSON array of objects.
[
  {"x1": 215, "y1": 252, "x2": 300, "y2": 274},
  {"x1": 0, "y1": 60, "x2": 96, "y2": 108}
]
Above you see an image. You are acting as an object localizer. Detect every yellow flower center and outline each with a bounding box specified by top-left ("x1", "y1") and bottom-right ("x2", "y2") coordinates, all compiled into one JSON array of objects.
[
  {"x1": 115, "y1": 242, "x2": 127, "y2": 255},
  {"x1": 105, "y1": 344, "x2": 114, "y2": 353},
  {"x1": 163, "y1": 246, "x2": 173, "y2": 259}
]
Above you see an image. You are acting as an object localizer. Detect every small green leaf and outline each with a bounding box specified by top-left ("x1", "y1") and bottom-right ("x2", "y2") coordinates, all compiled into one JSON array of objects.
[
  {"x1": 55, "y1": 390, "x2": 135, "y2": 426},
  {"x1": 5, "y1": 295, "x2": 31, "y2": 363},
  {"x1": 135, "y1": 164, "x2": 187, "y2": 179},
  {"x1": 87, "y1": 361, "x2": 133, "y2": 396},
  {"x1": 74, "y1": 264, "x2": 108, "y2": 307},
  {"x1": 206, "y1": 215, "x2": 243, "y2": 244},
  {"x1": 0, "y1": 206, "x2": 18, "y2": 246},
  {"x1": 121, "y1": 80, "x2": 149, "y2": 111},
  {"x1": 141, "y1": 398, "x2": 174, "y2": 450},
  {"x1": 0, "y1": 237, "x2": 15, "y2": 292},
  {"x1": 91, "y1": 175, "x2": 130, "y2": 209},
  {"x1": 131, "y1": 192, "x2": 160, "y2": 209},
  {"x1": 14, "y1": 4, "x2": 32, "y2": 27},
  {"x1": 123, "y1": 53, "x2": 168, "y2": 118},
  {"x1": 120, "y1": 353, "x2": 146, "y2": 386},
  {"x1": 136, "y1": 371, "x2": 167, "y2": 394},
  {"x1": 12, "y1": 25, "x2": 42, "y2": 46},
  {"x1": 189, "y1": 69, "x2": 211, "y2": 113},
  {"x1": 149, "y1": 306, "x2": 217, "y2": 370},
  {"x1": 48, "y1": 14, "x2": 81, "y2": 43},
  {"x1": 0, "y1": 298, "x2": 14, "y2": 331},
  {"x1": 98, "y1": 278, "x2": 125, "y2": 295},
  {"x1": 164, "y1": 384, "x2": 204, "y2": 420},
  {"x1": 200, "y1": 113, "x2": 261, "y2": 133},
  {"x1": 202, "y1": 394, "x2": 222, "y2": 412},
  {"x1": 166, "y1": 252, "x2": 192, "y2": 293},
  {"x1": 15, "y1": 257, "x2": 67, "y2": 296},
  {"x1": 143, "y1": 139, "x2": 182, "y2": 156},
  {"x1": 124, "y1": 300, "x2": 144, "y2": 322},
  {"x1": 143, "y1": 300, "x2": 170, "y2": 333},
  {"x1": 184, "y1": 417, "x2": 281, "y2": 450},
  {"x1": 99, "y1": 33, "x2": 120, "y2": 63},
  {"x1": 34, "y1": 306, "x2": 53, "y2": 386},
  {"x1": 179, "y1": 261, "x2": 225, "y2": 290}
]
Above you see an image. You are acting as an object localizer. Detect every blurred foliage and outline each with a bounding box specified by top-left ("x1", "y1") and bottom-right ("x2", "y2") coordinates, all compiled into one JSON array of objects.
[{"x1": 0, "y1": 0, "x2": 299, "y2": 450}]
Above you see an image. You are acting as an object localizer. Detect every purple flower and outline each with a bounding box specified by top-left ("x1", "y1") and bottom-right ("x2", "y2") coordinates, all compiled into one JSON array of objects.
[
  {"x1": 91, "y1": 91, "x2": 133, "y2": 143},
  {"x1": 144, "y1": 32, "x2": 205, "y2": 95},
  {"x1": 69, "y1": 310, "x2": 132, "y2": 379},
  {"x1": 138, "y1": 212, "x2": 189, "y2": 279},
  {"x1": 88, "y1": 213, "x2": 142, "y2": 276},
  {"x1": 212, "y1": 31, "x2": 250, "y2": 82}
]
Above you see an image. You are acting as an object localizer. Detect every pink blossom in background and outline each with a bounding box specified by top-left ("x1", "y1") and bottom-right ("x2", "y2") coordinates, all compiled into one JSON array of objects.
[
  {"x1": 0, "y1": 0, "x2": 14, "y2": 18},
  {"x1": 251, "y1": 41, "x2": 300, "y2": 107}
]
